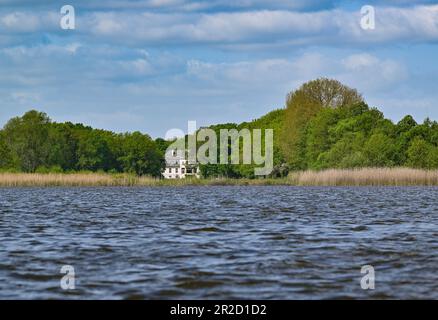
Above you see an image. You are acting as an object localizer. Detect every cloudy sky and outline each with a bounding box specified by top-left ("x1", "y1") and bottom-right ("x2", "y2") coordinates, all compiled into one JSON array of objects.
[{"x1": 1, "y1": 0, "x2": 438, "y2": 137}]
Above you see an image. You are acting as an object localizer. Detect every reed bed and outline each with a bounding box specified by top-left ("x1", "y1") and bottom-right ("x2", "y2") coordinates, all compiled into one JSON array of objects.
[
  {"x1": 0, "y1": 173, "x2": 287, "y2": 187},
  {"x1": 1, "y1": 168, "x2": 438, "y2": 187},
  {"x1": 291, "y1": 168, "x2": 438, "y2": 186},
  {"x1": 0, "y1": 173, "x2": 142, "y2": 187}
]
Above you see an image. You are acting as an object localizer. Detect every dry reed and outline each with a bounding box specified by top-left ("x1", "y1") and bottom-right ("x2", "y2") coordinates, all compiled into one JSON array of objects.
[
  {"x1": 0, "y1": 173, "x2": 147, "y2": 187},
  {"x1": 291, "y1": 168, "x2": 438, "y2": 186},
  {"x1": 0, "y1": 168, "x2": 437, "y2": 187},
  {"x1": 0, "y1": 173, "x2": 273, "y2": 187}
]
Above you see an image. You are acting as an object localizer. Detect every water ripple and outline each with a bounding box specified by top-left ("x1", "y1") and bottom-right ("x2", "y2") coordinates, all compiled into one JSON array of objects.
[{"x1": 0, "y1": 186, "x2": 437, "y2": 299}]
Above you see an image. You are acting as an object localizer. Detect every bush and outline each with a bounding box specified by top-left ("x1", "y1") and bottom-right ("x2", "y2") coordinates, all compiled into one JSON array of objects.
[
  {"x1": 35, "y1": 165, "x2": 64, "y2": 174},
  {"x1": 406, "y1": 137, "x2": 438, "y2": 169}
]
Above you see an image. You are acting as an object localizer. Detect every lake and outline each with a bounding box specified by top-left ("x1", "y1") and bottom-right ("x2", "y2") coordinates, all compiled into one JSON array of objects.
[{"x1": 0, "y1": 186, "x2": 437, "y2": 299}]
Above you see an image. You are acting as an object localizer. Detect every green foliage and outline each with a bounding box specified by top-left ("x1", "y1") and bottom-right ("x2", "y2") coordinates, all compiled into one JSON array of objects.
[
  {"x1": 118, "y1": 132, "x2": 164, "y2": 176},
  {"x1": 1, "y1": 80, "x2": 437, "y2": 178},
  {"x1": 155, "y1": 138, "x2": 173, "y2": 155},
  {"x1": 406, "y1": 137, "x2": 438, "y2": 169},
  {"x1": 362, "y1": 133, "x2": 397, "y2": 167},
  {"x1": 2, "y1": 110, "x2": 51, "y2": 172},
  {"x1": 199, "y1": 109, "x2": 284, "y2": 179},
  {"x1": 200, "y1": 164, "x2": 241, "y2": 179},
  {"x1": 397, "y1": 115, "x2": 417, "y2": 134},
  {"x1": 305, "y1": 107, "x2": 340, "y2": 169},
  {"x1": 47, "y1": 123, "x2": 78, "y2": 170},
  {"x1": 273, "y1": 79, "x2": 438, "y2": 172},
  {"x1": 304, "y1": 109, "x2": 438, "y2": 170},
  {"x1": 315, "y1": 133, "x2": 365, "y2": 169},
  {"x1": 196, "y1": 80, "x2": 438, "y2": 177},
  {"x1": 0, "y1": 111, "x2": 164, "y2": 176},
  {"x1": 0, "y1": 132, "x2": 15, "y2": 169},
  {"x1": 35, "y1": 165, "x2": 64, "y2": 174},
  {"x1": 281, "y1": 78, "x2": 363, "y2": 169}
]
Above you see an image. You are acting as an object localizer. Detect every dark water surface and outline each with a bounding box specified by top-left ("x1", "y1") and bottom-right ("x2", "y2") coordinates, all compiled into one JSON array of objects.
[{"x1": 0, "y1": 186, "x2": 437, "y2": 299}]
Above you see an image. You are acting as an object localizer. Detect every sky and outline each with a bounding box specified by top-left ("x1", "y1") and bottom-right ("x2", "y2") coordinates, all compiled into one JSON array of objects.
[{"x1": 1, "y1": 0, "x2": 438, "y2": 137}]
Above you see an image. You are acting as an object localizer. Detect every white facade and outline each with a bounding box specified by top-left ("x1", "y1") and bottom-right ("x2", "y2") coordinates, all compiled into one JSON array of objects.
[{"x1": 162, "y1": 149, "x2": 200, "y2": 179}]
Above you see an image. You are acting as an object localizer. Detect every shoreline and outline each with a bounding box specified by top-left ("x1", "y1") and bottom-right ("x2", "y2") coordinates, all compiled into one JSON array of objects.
[{"x1": 1, "y1": 168, "x2": 438, "y2": 187}]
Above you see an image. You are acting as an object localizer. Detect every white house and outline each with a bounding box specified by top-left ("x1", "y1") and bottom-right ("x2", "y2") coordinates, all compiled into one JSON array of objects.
[{"x1": 162, "y1": 149, "x2": 200, "y2": 179}]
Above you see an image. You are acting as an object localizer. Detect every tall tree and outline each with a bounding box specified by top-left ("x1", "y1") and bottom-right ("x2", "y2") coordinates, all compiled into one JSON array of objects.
[
  {"x1": 76, "y1": 130, "x2": 112, "y2": 171},
  {"x1": 118, "y1": 132, "x2": 164, "y2": 176},
  {"x1": 3, "y1": 110, "x2": 51, "y2": 172},
  {"x1": 406, "y1": 137, "x2": 438, "y2": 169},
  {"x1": 281, "y1": 78, "x2": 363, "y2": 169}
]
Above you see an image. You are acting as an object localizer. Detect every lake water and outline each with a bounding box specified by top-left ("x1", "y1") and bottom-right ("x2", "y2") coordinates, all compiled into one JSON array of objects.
[{"x1": 0, "y1": 186, "x2": 437, "y2": 299}]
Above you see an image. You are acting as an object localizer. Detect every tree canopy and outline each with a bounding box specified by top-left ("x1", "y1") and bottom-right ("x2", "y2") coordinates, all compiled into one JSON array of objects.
[
  {"x1": 1, "y1": 79, "x2": 437, "y2": 178},
  {"x1": 0, "y1": 111, "x2": 164, "y2": 176},
  {"x1": 281, "y1": 78, "x2": 363, "y2": 169},
  {"x1": 200, "y1": 79, "x2": 438, "y2": 178}
]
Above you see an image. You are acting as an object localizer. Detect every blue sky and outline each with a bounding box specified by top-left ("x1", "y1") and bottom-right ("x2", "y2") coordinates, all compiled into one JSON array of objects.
[{"x1": 1, "y1": 0, "x2": 438, "y2": 137}]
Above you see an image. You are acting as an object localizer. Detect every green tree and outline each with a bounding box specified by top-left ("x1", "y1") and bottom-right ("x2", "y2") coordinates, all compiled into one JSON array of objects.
[
  {"x1": 305, "y1": 108, "x2": 340, "y2": 169},
  {"x1": 281, "y1": 78, "x2": 363, "y2": 169},
  {"x1": 315, "y1": 133, "x2": 367, "y2": 169},
  {"x1": 406, "y1": 137, "x2": 438, "y2": 169},
  {"x1": 155, "y1": 138, "x2": 173, "y2": 157},
  {"x1": 46, "y1": 123, "x2": 78, "y2": 171},
  {"x1": 118, "y1": 132, "x2": 164, "y2": 176},
  {"x1": 3, "y1": 110, "x2": 51, "y2": 172},
  {"x1": 363, "y1": 133, "x2": 397, "y2": 167},
  {"x1": 76, "y1": 131, "x2": 112, "y2": 171},
  {"x1": 396, "y1": 115, "x2": 417, "y2": 134},
  {"x1": 0, "y1": 131, "x2": 15, "y2": 169}
]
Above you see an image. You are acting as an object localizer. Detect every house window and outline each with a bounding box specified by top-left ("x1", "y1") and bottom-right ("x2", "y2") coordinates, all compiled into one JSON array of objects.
[
  {"x1": 176, "y1": 168, "x2": 179, "y2": 173},
  {"x1": 182, "y1": 168, "x2": 185, "y2": 174},
  {"x1": 168, "y1": 168, "x2": 172, "y2": 173}
]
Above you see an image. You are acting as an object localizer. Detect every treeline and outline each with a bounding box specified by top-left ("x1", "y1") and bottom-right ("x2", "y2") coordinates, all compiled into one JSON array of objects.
[
  {"x1": 1, "y1": 79, "x2": 437, "y2": 178},
  {"x1": 0, "y1": 110, "x2": 168, "y2": 176},
  {"x1": 200, "y1": 79, "x2": 438, "y2": 178},
  {"x1": 280, "y1": 79, "x2": 438, "y2": 171},
  {"x1": 199, "y1": 109, "x2": 286, "y2": 179},
  {"x1": 287, "y1": 102, "x2": 438, "y2": 170}
]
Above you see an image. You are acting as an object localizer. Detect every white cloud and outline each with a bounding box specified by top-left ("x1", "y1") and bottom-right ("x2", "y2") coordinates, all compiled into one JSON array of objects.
[
  {"x1": 0, "y1": 11, "x2": 58, "y2": 32},
  {"x1": 2, "y1": 5, "x2": 438, "y2": 48},
  {"x1": 341, "y1": 53, "x2": 408, "y2": 91},
  {"x1": 0, "y1": 43, "x2": 435, "y2": 136},
  {"x1": 0, "y1": 2, "x2": 437, "y2": 136},
  {"x1": 0, "y1": 0, "x2": 333, "y2": 12},
  {"x1": 343, "y1": 53, "x2": 380, "y2": 70},
  {"x1": 73, "y1": 5, "x2": 438, "y2": 46}
]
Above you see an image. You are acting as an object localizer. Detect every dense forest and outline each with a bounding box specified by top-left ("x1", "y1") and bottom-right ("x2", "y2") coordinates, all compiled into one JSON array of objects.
[
  {"x1": 1, "y1": 78, "x2": 438, "y2": 178},
  {"x1": 0, "y1": 111, "x2": 168, "y2": 177},
  {"x1": 200, "y1": 79, "x2": 438, "y2": 178}
]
